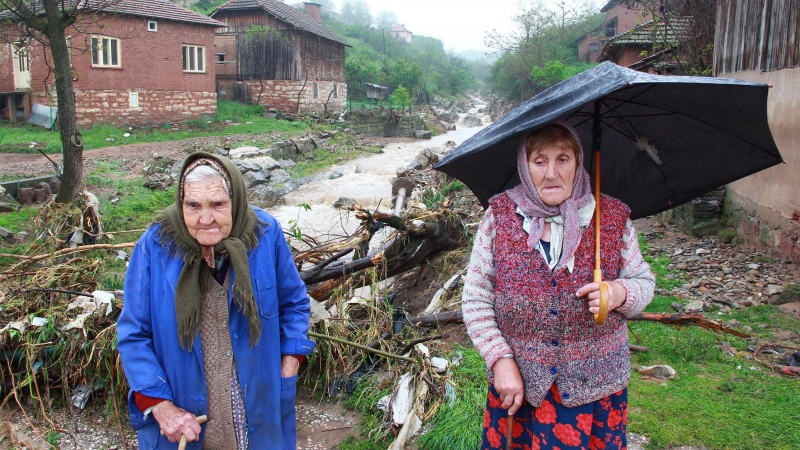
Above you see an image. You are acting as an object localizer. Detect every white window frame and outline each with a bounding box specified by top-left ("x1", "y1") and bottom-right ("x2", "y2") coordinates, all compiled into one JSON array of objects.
[
  {"x1": 182, "y1": 45, "x2": 206, "y2": 73},
  {"x1": 129, "y1": 92, "x2": 139, "y2": 108},
  {"x1": 148, "y1": 21, "x2": 158, "y2": 32},
  {"x1": 91, "y1": 35, "x2": 121, "y2": 68}
]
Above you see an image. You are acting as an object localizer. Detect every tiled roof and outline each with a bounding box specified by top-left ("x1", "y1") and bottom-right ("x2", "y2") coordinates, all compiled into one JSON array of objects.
[
  {"x1": 213, "y1": 0, "x2": 350, "y2": 46},
  {"x1": 391, "y1": 24, "x2": 411, "y2": 33},
  {"x1": 0, "y1": 1, "x2": 224, "y2": 27},
  {"x1": 605, "y1": 16, "x2": 694, "y2": 45}
]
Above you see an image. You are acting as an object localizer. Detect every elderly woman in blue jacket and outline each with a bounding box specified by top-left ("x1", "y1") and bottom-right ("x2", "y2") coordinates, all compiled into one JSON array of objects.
[{"x1": 117, "y1": 153, "x2": 313, "y2": 450}]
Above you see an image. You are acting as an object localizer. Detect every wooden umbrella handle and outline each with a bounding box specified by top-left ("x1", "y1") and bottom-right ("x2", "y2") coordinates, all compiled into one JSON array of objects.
[
  {"x1": 506, "y1": 413, "x2": 514, "y2": 450},
  {"x1": 160, "y1": 414, "x2": 208, "y2": 450},
  {"x1": 595, "y1": 281, "x2": 609, "y2": 325}
]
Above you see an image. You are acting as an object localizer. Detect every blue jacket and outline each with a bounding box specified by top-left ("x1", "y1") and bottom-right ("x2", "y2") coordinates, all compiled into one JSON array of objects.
[{"x1": 117, "y1": 207, "x2": 314, "y2": 449}]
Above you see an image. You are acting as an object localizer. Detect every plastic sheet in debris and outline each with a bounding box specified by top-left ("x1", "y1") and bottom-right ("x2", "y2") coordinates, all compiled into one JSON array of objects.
[{"x1": 27, "y1": 103, "x2": 58, "y2": 129}]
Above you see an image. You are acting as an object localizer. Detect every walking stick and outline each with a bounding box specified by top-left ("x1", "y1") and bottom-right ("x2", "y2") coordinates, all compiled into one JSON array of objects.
[
  {"x1": 507, "y1": 413, "x2": 514, "y2": 450},
  {"x1": 592, "y1": 100, "x2": 609, "y2": 325},
  {"x1": 160, "y1": 414, "x2": 208, "y2": 450}
]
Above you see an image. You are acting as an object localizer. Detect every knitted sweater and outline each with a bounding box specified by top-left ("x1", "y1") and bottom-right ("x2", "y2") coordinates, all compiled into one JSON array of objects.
[{"x1": 463, "y1": 193, "x2": 655, "y2": 407}]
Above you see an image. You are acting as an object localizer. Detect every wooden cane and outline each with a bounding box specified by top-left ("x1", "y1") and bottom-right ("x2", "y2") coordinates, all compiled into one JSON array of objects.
[
  {"x1": 594, "y1": 146, "x2": 609, "y2": 325},
  {"x1": 506, "y1": 413, "x2": 514, "y2": 450},
  {"x1": 160, "y1": 414, "x2": 208, "y2": 450}
]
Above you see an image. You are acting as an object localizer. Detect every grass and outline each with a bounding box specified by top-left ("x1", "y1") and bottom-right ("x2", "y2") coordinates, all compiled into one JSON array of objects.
[
  {"x1": 0, "y1": 100, "x2": 309, "y2": 154},
  {"x1": 421, "y1": 178, "x2": 466, "y2": 208}
]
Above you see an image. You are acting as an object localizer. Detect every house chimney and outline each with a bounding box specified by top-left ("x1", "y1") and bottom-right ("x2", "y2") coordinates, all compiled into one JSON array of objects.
[{"x1": 303, "y1": 2, "x2": 322, "y2": 23}]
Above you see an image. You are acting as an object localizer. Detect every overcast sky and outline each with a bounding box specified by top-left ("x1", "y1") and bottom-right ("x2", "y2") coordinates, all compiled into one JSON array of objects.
[
  {"x1": 334, "y1": 0, "x2": 522, "y2": 54},
  {"x1": 327, "y1": 1, "x2": 602, "y2": 55}
]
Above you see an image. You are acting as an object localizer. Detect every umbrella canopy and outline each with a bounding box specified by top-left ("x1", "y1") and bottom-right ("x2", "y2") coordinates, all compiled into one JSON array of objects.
[{"x1": 434, "y1": 62, "x2": 782, "y2": 219}]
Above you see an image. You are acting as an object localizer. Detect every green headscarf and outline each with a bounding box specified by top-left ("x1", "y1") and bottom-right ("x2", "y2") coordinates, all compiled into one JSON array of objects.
[{"x1": 154, "y1": 152, "x2": 263, "y2": 350}]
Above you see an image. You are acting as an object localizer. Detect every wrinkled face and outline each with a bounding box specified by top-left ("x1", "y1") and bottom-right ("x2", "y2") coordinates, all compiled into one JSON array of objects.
[
  {"x1": 182, "y1": 179, "x2": 233, "y2": 246},
  {"x1": 528, "y1": 146, "x2": 578, "y2": 207}
]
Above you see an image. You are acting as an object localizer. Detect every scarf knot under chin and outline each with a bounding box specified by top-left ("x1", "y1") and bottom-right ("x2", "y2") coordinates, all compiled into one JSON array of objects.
[
  {"x1": 153, "y1": 153, "x2": 263, "y2": 351},
  {"x1": 506, "y1": 121, "x2": 593, "y2": 271}
]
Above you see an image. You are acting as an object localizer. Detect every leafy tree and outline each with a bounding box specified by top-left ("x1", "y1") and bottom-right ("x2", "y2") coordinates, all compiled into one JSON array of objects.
[
  {"x1": 374, "y1": 10, "x2": 397, "y2": 30},
  {"x1": 0, "y1": 0, "x2": 121, "y2": 203},
  {"x1": 389, "y1": 86, "x2": 410, "y2": 112},
  {"x1": 341, "y1": 0, "x2": 371, "y2": 27}
]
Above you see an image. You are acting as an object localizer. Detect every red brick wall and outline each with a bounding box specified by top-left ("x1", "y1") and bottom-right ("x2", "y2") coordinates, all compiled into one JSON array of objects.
[
  {"x1": 606, "y1": 3, "x2": 652, "y2": 35},
  {"x1": 615, "y1": 45, "x2": 649, "y2": 67},
  {"x1": 243, "y1": 80, "x2": 347, "y2": 113},
  {"x1": 20, "y1": 14, "x2": 218, "y2": 126},
  {"x1": 578, "y1": 36, "x2": 604, "y2": 63},
  {"x1": 0, "y1": 43, "x2": 13, "y2": 93}
]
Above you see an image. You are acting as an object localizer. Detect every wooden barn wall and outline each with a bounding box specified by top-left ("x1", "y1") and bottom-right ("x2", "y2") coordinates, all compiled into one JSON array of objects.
[
  {"x1": 214, "y1": 9, "x2": 345, "y2": 82},
  {"x1": 714, "y1": 0, "x2": 800, "y2": 75}
]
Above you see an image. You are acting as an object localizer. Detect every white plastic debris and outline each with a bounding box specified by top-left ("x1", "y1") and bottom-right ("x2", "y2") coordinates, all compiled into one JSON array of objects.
[
  {"x1": 123, "y1": 133, "x2": 131, "y2": 137},
  {"x1": 0, "y1": 320, "x2": 28, "y2": 334},
  {"x1": 308, "y1": 298, "x2": 331, "y2": 325},
  {"x1": 414, "y1": 343, "x2": 430, "y2": 359},
  {"x1": 72, "y1": 380, "x2": 102, "y2": 409},
  {"x1": 391, "y1": 373, "x2": 415, "y2": 426},
  {"x1": 431, "y1": 357, "x2": 449, "y2": 373},
  {"x1": 92, "y1": 290, "x2": 115, "y2": 316},
  {"x1": 30, "y1": 317, "x2": 49, "y2": 327},
  {"x1": 421, "y1": 288, "x2": 445, "y2": 315}
]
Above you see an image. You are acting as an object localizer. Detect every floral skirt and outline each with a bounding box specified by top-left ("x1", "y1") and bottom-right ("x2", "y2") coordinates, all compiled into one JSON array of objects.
[{"x1": 482, "y1": 383, "x2": 628, "y2": 450}]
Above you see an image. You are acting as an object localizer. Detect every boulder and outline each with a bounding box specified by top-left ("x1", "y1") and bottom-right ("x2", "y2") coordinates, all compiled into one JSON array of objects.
[
  {"x1": 413, "y1": 130, "x2": 432, "y2": 139},
  {"x1": 269, "y1": 169, "x2": 292, "y2": 185},
  {"x1": 229, "y1": 146, "x2": 268, "y2": 159},
  {"x1": 294, "y1": 137, "x2": 317, "y2": 154},
  {"x1": 143, "y1": 174, "x2": 174, "y2": 190},
  {"x1": 250, "y1": 180, "x2": 298, "y2": 208},
  {"x1": 328, "y1": 169, "x2": 344, "y2": 180},
  {"x1": 233, "y1": 159, "x2": 263, "y2": 174},
  {"x1": 38, "y1": 182, "x2": 52, "y2": 196},
  {"x1": 462, "y1": 114, "x2": 483, "y2": 127},
  {"x1": 279, "y1": 159, "x2": 297, "y2": 169},
  {"x1": 250, "y1": 156, "x2": 281, "y2": 171},
  {"x1": 333, "y1": 197, "x2": 358, "y2": 209},
  {"x1": 243, "y1": 171, "x2": 268, "y2": 188},
  {"x1": 17, "y1": 188, "x2": 35, "y2": 205},
  {"x1": 440, "y1": 121, "x2": 456, "y2": 131},
  {"x1": 0, "y1": 226, "x2": 14, "y2": 240},
  {"x1": 0, "y1": 202, "x2": 18, "y2": 213},
  {"x1": 48, "y1": 177, "x2": 61, "y2": 194}
]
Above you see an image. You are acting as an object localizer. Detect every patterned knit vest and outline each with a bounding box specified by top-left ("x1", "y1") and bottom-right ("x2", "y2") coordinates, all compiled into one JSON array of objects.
[{"x1": 490, "y1": 192, "x2": 631, "y2": 408}]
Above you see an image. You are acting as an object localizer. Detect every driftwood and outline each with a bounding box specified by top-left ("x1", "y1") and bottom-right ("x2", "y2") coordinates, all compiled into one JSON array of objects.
[{"x1": 627, "y1": 312, "x2": 750, "y2": 338}]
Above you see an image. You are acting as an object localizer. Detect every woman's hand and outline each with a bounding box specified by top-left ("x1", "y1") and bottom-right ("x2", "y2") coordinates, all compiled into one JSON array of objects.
[
  {"x1": 152, "y1": 401, "x2": 202, "y2": 443},
  {"x1": 491, "y1": 357, "x2": 525, "y2": 415},
  {"x1": 281, "y1": 355, "x2": 300, "y2": 378},
  {"x1": 576, "y1": 280, "x2": 627, "y2": 314}
]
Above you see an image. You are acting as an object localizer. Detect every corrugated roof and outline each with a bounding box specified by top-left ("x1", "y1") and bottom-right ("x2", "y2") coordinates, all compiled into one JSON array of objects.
[
  {"x1": 213, "y1": 0, "x2": 350, "y2": 46},
  {"x1": 605, "y1": 16, "x2": 694, "y2": 45},
  {"x1": 0, "y1": 1, "x2": 224, "y2": 27}
]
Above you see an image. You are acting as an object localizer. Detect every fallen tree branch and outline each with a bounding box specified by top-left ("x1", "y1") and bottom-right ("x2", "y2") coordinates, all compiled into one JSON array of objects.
[
  {"x1": 627, "y1": 312, "x2": 750, "y2": 338},
  {"x1": 301, "y1": 253, "x2": 384, "y2": 284},
  {"x1": 21, "y1": 288, "x2": 92, "y2": 297},
  {"x1": 400, "y1": 334, "x2": 445, "y2": 356},
  {"x1": 308, "y1": 331, "x2": 414, "y2": 362},
  {"x1": 2, "y1": 242, "x2": 136, "y2": 274},
  {"x1": 407, "y1": 311, "x2": 463, "y2": 327}
]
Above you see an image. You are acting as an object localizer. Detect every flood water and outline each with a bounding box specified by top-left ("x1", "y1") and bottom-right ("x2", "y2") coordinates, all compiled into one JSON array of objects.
[{"x1": 269, "y1": 98, "x2": 490, "y2": 243}]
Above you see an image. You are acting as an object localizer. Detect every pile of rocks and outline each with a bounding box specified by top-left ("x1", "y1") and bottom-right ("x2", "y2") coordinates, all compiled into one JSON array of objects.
[
  {"x1": 642, "y1": 232, "x2": 799, "y2": 312},
  {"x1": 461, "y1": 114, "x2": 483, "y2": 128}
]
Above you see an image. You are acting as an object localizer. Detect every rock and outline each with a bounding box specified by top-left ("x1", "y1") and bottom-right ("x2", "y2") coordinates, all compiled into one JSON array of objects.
[
  {"x1": 328, "y1": 170, "x2": 344, "y2": 180},
  {"x1": 0, "y1": 202, "x2": 18, "y2": 213},
  {"x1": 354, "y1": 166, "x2": 363, "y2": 174},
  {"x1": 333, "y1": 197, "x2": 358, "y2": 209},
  {"x1": 727, "y1": 319, "x2": 741, "y2": 328},
  {"x1": 269, "y1": 169, "x2": 291, "y2": 184},
  {"x1": 143, "y1": 174, "x2": 174, "y2": 190},
  {"x1": 250, "y1": 156, "x2": 281, "y2": 171},
  {"x1": 683, "y1": 300, "x2": 706, "y2": 313},
  {"x1": 695, "y1": 248, "x2": 710, "y2": 255},
  {"x1": 765, "y1": 284, "x2": 783, "y2": 296},
  {"x1": 229, "y1": 146, "x2": 266, "y2": 158},
  {"x1": 233, "y1": 159, "x2": 262, "y2": 173},
  {"x1": 250, "y1": 180, "x2": 298, "y2": 207},
  {"x1": 293, "y1": 137, "x2": 317, "y2": 153},
  {"x1": 440, "y1": 121, "x2": 456, "y2": 131},
  {"x1": 0, "y1": 226, "x2": 15, "y2": 240},
  {"x1": 49, "y1": 177, "x2": 61, "y2": 193},
  {"x1": 690, "y1": 219, "x2": 722, "y2": 237},
  {"x1": 242, "y1": 171, "x2": 268, "y2": 188},
  {"x1": 773, "y1": 284, "x2": 800, "y2": 305},
  {"x1": 413, "y1": 130, "x2": 432, "y2": 139},
  {"x1": 676, "y1": 263, "x2": 689, "y2": 270},
  {"x1": 279, "y1": 159, "x2": 297, "y2": 169},
  {"x1": 16, "y1": 188, "x2": 35, "y2": 205},
  {"x1": 748, "y1": 263, "x2": 761, "y2": 270},
  {"x1": 638, "y1": 365, "x2": 677, "y2": 380},
  {"x1": 462, "y1": 114, "x2": 483, "y2": 127}
]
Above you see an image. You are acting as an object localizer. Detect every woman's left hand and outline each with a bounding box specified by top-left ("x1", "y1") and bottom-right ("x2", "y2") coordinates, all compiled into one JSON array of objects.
[
  {"x1": 576, "y1": 281, "x2": 627, "y2": 314},
  {"x1": 281, "y1": 355, "x2": 300, "y2": 378}
]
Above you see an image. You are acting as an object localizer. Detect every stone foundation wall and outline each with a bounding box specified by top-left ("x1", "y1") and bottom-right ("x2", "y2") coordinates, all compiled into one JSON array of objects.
[
  {"x1": 665, "y1": 188, "x2": 725, "y2": 237},
  {"x1": 346, "y1": 109, "x2": 425, "y2": 137},
  {"x1": 723, "y1": 190, "x2": 800, "y2": 264},
  {"x1": 240, "y1": 80, "x2": 347, "y2": 114},
  {"x1": 44, "y1": 90, "x2": 217, "y2": 127}
]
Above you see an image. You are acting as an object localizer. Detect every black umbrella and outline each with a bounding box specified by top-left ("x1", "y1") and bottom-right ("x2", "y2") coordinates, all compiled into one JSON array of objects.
[{"x1": 435, "y1": 62, "x2": 782, "y2": 323}]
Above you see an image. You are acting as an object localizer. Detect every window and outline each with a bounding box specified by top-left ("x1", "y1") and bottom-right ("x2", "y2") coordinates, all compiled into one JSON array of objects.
[
  {"x1": 313, "y1": 82, "x2": 318, "y2": 99},
  {"x1": 16, "y1": 47, "x2": 29, "y2": 72},
  {"x1": 130, "y1": 92, "x2": 139, "y2": 108},
  {"x1": 91, "y1": 36, "x2": 121, "y2": 68},
  {"x1": 589, "y1": 42, "x2": 598, "y2": 53},
  {"x1": 182, "y1": 45, "x2": 205, "y2": 73},
  {"x1": 148, "y1": 21, "x2": 158, "y2": 32},
  {"x1": 333, "y1": 84, "x2": 337, "y2": 98},
  {"x1": 217, "y1": 54, "x2": 225, "y2": 62}
]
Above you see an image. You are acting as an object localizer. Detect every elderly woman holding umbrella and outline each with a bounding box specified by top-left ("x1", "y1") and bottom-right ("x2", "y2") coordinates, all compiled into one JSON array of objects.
[
  {"x1": 117, "y1": 153, "x2": 313, "y2": 449},
  {"x1": 462, "y1": 122, "x2": 655, "y2": 449}
]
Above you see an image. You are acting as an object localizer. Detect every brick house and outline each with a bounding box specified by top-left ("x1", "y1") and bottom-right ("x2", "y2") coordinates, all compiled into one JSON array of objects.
[
  {"x1": 715, "y1": 0, "x2": 800, "y2": 263},
  {"x1": 597, "y1": 16, "x2": 693, "y2": 73},
  {"x1": 577, "y1": 0, "x2": 651, "y2": 64},
  {"x1": 0, "y1": 0, "x2": 224, "y2": 127},
  {"x1": 211, "y1": 0, "x2": 349, "y2": 114}
]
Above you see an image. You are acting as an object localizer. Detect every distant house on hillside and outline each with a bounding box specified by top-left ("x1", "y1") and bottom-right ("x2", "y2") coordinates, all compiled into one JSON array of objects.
[
  {"x1": 598, "y1": 16, "x2": 693, "y2": 73},
  {"x1": 0, "y1": 0, "x2": 224, "y2": 127},
  {"x1": 212, "y1": 0, "x2": 350, "y2": 114},
  {"x1": 577, "y1": 0, "x2": 651, "y2": 63},
  {"x1": 714, "y1": 0, "x2": 800, "y2": 264},
  {"x1": 391, "y1": 24, "x2": 412, "y2": 43}
]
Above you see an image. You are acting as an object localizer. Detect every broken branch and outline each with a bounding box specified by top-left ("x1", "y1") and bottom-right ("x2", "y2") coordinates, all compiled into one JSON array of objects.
[{"x1": 308, "y1": 331, "x2": 414, "y2": 362}]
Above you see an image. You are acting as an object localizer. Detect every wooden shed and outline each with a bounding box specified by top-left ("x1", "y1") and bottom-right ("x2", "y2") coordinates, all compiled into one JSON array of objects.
[{"x1": 212, "y1": 0, "x2": 351, "y2": 113}]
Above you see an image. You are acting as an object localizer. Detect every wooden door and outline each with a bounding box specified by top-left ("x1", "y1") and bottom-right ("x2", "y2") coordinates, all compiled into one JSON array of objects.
[{"x1": 13, "y1": 46, "x2": 31, "y2": 90}]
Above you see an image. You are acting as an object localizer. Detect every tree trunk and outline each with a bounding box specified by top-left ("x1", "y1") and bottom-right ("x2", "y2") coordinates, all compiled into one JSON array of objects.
[{"x1": 43, "y1": 0, "x2": 82, "y2": 203}]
